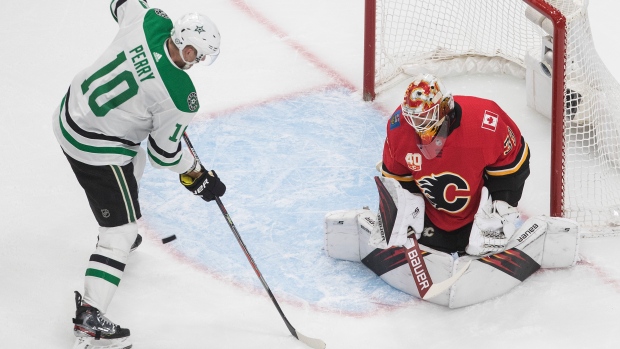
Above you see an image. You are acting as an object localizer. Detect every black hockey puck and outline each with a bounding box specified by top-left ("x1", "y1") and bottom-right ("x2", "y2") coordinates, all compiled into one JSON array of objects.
[{"x1": 162, "y1": 235, "x2": 177, "y2": 244}]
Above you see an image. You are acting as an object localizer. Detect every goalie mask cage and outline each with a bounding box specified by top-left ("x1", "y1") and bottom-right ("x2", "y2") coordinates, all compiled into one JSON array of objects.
[{"x1": 363, "y1": 0, "x2": 620, "y2": 235}]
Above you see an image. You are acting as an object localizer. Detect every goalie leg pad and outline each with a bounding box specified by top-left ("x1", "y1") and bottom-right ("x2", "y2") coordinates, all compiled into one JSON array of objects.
[
  {"x1": 539, "y1": 216, "x2": 579, "y2": 268},
  {"x1": 324, "y1": 209, "x2": 375, "y2": 262},
  {"x1": 362, "y1": 242, "x2": 455, "y2": 307},
  {"x1": 508, "y1": 215, "x2": 579, "y2": 268},
  {"x1": 448, "y1": 239, "x2": 543, "y2": 308}
]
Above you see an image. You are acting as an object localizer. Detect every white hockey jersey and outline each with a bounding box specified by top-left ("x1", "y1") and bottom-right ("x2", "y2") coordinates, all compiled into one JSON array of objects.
[{"x1": 53, "y1": 0, "x2": 199, "y2": 173}]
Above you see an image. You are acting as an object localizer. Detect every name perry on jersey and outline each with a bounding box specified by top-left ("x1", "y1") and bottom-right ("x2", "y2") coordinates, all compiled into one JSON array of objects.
[{"x1": 129, "y1": 45, "x2": 155, "y2": 82}]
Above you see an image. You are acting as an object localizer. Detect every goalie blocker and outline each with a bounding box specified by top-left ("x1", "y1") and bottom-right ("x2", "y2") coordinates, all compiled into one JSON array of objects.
[{"x1": 324, "y1": 198, "x2": 579, "y2": 308}]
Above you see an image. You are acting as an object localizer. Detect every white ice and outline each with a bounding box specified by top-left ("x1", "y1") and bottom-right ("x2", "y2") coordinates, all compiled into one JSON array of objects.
[{"x1": 2, "y1": 0, "x2": 620, "y2": 348}]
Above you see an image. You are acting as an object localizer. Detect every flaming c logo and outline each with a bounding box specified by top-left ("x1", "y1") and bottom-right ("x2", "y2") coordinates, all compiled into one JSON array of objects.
[{"x1": 416, "y1": 172, "x2": 471, "y2": 213}]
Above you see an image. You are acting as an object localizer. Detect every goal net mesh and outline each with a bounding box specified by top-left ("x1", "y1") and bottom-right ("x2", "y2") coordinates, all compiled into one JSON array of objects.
[{"x1": 371, "y1": 0, "x2": 620, "y2": 233}]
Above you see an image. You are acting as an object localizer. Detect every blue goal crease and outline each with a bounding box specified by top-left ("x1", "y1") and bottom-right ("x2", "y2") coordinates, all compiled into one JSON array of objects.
[{"x1": 140, "y1": 88, "x2": 412, "y2": 313}]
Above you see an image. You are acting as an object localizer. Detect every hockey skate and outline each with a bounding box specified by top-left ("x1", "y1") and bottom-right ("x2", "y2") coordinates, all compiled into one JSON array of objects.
[{"x1": 72, "y1": 291, "x2": 132, "y2": 349}]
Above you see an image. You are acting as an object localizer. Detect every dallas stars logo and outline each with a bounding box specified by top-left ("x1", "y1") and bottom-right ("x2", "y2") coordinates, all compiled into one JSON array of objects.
[
  {"x1": 195, "y1": 26, "x2": 206, "y2": 34},
  {"x1": 187, "y1": 92, "x2": 199, "y2": 112}
]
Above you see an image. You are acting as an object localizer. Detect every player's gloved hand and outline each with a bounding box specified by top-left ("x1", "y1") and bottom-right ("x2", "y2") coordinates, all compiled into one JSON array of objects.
[
  {"x1": 180, "y1": 169, "x2": 226, "y2": 202},
  {"x1": 466, "y1": 188, "x2": 520, "y2": 256}
]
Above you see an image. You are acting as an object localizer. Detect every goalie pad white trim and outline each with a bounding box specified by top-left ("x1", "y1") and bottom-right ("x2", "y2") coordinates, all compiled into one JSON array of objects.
[
  {"x1": 538, "y1": 216, "x2": 580, "y2": 268},
  {"x1": 324, "y1": 209, "x2": 373, "y2": 262},
  {"x1": 368, "y1": 176, "x2": 425, "y2": 249}
]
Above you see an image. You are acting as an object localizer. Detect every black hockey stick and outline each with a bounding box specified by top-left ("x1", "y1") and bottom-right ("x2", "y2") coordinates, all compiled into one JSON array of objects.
[{"x1": 182, "y1": 133, "x2": 326, "y2": 349}]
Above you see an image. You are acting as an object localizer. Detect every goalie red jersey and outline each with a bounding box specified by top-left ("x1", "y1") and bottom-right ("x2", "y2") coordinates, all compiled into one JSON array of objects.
[{"x1": 381, "y1": 95, "x2": 530, "y2": 232}]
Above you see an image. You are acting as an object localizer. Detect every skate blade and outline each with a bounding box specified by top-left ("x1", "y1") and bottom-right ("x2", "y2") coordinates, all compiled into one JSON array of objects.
[{"x1": 73, "y1": 336, "x2": 132, "y2": 349}]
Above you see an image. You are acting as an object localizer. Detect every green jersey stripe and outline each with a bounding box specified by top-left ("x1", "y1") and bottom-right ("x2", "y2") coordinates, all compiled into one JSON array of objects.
[
  {"x1": 147, "y1": 148, "x2": 182, "y2": 167},
  {"x1": 110, "y1": 165, "x2": 136, "y2": 222},
  {"x1": 58, "y1": 96, "x2": 138, "y2": 157}
]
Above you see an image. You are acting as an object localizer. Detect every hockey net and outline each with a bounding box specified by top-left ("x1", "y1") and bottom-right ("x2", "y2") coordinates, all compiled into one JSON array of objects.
[{"x1": 363, "y1": 0, "x2": 620, "y2": 235}]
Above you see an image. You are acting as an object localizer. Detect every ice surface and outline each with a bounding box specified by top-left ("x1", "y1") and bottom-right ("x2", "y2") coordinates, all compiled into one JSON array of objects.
[{"x1": 2, "y1": 0, "x2": 620, "y2": 348}]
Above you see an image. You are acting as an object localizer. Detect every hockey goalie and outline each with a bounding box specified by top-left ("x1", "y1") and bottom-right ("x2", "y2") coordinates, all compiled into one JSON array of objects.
[{"x1": 324, "y1": 75, "x2": 579, "y2": 308}]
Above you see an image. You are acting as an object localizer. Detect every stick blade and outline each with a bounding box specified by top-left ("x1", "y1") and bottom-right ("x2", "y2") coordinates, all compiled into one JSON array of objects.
[
  {"x1": 295, "y1": 331, "x2": 326, "y2": 349},
  {"x1": 422, "y1": 260, "x2": 472, "y2": 300}
]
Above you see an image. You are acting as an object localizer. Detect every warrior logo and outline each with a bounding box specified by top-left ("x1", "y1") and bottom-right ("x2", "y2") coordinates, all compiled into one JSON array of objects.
[
  {"x1": 416, "y1": 172, "x2": 470, "y2": 213},
  {"x1": 187, "y1": 92, "x2": 199, "y2": 111},
  {"x1": 101, "y1": 209, "x2": 111, "y2": 218}
]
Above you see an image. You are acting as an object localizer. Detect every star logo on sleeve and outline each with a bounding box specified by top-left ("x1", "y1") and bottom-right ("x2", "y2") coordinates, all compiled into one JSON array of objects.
[{"x1": 481, "y1": 110, "x2": 499, "y2": 132}]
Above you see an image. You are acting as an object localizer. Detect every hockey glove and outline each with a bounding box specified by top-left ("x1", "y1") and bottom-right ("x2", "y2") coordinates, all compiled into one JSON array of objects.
[
  {"x1": 180, "y1": 170, "x2": 226, "y2": 202},
  {"x1": 466, "y1": 188, "x2": 520, "y2": 256}
]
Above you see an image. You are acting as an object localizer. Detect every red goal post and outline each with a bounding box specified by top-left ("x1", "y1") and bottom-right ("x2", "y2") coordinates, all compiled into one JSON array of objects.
[{"x1": 363, "y1": 0, "x2": 620, "y2": 235}]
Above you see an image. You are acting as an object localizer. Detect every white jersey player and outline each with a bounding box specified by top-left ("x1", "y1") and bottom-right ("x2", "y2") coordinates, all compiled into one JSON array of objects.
[{"x1": 52, "y1": 1, "x2": 225, "y2": 347}]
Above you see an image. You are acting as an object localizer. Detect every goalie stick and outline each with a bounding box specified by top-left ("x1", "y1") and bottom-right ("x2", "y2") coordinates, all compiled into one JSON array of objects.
[
  {"x1": 182, "y1": 133, "x2": 326, "y2": 349},
  {"x1": 374, "y1": 176, "x2": 530, "y2": 301},
  {"x1": 374, "y1": 176, "x2": 461, "y2": 300}
]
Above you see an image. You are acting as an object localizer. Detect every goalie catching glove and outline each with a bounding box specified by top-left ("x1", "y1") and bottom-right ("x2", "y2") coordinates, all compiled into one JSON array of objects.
[
  {"x1": 466, "y1": 187, "x2": 520, "y2": 256},
  {"x1": 180, "y1": 165, "x2": 226, "y2": 202}
]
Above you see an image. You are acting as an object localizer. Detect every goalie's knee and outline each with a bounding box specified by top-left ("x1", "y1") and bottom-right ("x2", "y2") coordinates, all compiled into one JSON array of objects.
[{"x1": 324, "y1": 208, "x2": 375, "y2": 262}]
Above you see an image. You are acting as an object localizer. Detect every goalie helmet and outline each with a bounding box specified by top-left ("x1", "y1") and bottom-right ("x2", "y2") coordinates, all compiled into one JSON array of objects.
[
  {"x1": 401, "y1": 74, "x2": 454, "y2": 145},
  {"x1": 171, "y1": 13, "x2": 221, "y2": 67}
]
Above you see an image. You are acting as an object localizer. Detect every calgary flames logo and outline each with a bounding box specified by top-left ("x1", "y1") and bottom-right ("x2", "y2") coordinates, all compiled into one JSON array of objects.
[{"x1": 416, "y1": 172, "x2": 471, "y2": 213}]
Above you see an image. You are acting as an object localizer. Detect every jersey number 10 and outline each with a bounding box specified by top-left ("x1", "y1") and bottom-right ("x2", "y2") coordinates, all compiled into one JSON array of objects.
[{"x1": 80, "y1": 51, "x2": 139, "y2": 117}]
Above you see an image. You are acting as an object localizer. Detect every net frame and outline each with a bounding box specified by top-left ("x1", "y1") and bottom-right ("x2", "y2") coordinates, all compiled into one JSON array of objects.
[{"x1": 363, "y1": 0, "x2": 620, "y2": 234}]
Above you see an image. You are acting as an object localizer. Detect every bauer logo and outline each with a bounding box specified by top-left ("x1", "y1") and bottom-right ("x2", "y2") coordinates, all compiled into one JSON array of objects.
[
  {"x1": 517, "y1": 223, "x2": 539, "y2": 243},
  {"x1": 187, "y1": 92, "x2": 199, "y2": 112},
  {"x1": 405, "y1": 243, "x2": 432, "y2": 297}
]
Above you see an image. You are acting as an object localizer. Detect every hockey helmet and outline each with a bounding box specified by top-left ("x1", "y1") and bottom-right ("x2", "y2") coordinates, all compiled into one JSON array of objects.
[
  {"x1": 401, "y1": 74, "x2": 454, "y2": 145},
  {"x1": 171, "y1": 13, "x2": 221, "y2": 67}
]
